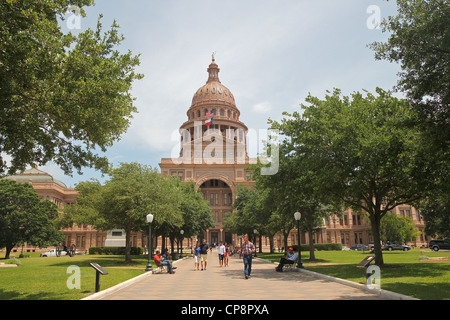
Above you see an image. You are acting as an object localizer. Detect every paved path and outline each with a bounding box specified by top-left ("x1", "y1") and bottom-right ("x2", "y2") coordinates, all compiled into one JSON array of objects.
[{"x1": 89, "y1": 251, "x2": 391, "y2": 300}]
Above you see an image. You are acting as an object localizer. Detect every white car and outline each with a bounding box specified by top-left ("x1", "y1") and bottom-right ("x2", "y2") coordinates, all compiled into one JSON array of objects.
[{"x1": 40, "y1": 249, "x2": 67, "y2": 257}]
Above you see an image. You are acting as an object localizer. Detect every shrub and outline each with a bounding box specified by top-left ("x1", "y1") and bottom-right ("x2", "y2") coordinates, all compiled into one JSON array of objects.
[
  {"x1": 289, "y1": 243, "x2": 342, "y2": 252},
  {"x1": 88, "y1": 247, "x2": 143, "y2": 255}
]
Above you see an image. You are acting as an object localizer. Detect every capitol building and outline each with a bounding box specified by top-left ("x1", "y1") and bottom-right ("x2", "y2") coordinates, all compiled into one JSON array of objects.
[{"x1": 2, "y1": 58, "x2": 429, "y2": 254}]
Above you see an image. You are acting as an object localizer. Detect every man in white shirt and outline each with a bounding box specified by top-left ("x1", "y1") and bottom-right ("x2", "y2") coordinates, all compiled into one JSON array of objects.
[
  {"x1": 275, "y1": 248, "x2": 298, "y2": 272},
  {"x1": 218, "y1": 241, "x2": 226, "y2": 267}
]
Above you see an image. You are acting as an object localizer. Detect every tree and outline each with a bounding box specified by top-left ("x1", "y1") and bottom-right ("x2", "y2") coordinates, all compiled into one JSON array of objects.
[
  {"x1": 176, "y1": 181, "x2": 213, "y2": 246},
  {"x1": 369, "y1": 0, "x2": 449, "y2": 199},
  {"x1": 419, "y1": 195, "x2": 450, "y2": 240},
  {"x1": 0, "y1": 180, "x2": 64, "y2": 259},
  {"x1": 0, "y1": 0, "x2": 143, "y2": 176},
  {"x1": 65, "y1": 163, "x2": 181, "y2": 263},
  {"x1": 379, "y1": 212, "x2": 419, "y2": 244},
  {"x1": 252, "y1": 149, "x2": 333, "y2": 260},
  {"x1": 271, "y1": 88, "x2": 429, "y2": 266}
]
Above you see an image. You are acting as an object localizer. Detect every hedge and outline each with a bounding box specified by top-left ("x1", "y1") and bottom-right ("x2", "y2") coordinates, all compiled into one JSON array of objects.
[
  {"x1": 88, "y1": 246, "x2": 143, "y2": 255},
  {"x1": 289, "y1": 243, "x2": 342, "y2": 251}
]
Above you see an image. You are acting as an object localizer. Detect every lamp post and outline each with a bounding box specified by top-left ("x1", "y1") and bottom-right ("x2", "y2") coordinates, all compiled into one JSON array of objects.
[
  {"x1": 294, "y1": 211, "x2": 304, "y2": 268},
  {"x1": 145, "y1": 213, "x2": 154, "y2": 272},
  {"x1": 180, "y1": 229, "x2": 184, "y2": 258}
]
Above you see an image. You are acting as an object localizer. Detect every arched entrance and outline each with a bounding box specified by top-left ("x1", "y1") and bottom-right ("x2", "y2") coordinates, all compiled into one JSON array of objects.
[{"x1": 196, "y1": 177, "x2": 234, "y2": 246}]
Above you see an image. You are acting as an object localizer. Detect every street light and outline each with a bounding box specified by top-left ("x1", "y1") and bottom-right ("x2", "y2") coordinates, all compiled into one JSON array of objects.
[
  {"x1": 294, "y1": 211, "x2": 304, "y2": 268},
  {"x1": 180, "y1": 229, "x2": 184, "y2": 258},
  {"x1": 145, "y1": 213, "x2": 154, "y2": 272}
]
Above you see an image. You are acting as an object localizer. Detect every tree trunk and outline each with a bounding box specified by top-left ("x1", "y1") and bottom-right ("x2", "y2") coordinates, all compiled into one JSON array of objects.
[
  {"x1": 125, "y1": 228, "x2": 132, "y2": 263},
  {"x1": 4, "y1": 244, "x2": 14, "y2": 259},
  {"x1": 308, "y1": 231, "x2": 316, "y2": 260},
  {"x1": 370, "y1": 214, "x2": 384, "y2": 266},
  {"x1": 283, "y1": 229, "x2": 290, "y2": 252},
  {"x1": 269, "y1": 235, "x2": 274, "y2": 254}
]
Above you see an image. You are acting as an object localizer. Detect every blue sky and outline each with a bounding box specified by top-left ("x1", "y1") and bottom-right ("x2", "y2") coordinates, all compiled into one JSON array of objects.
[{"x1": 39, "y1": 0, "x2": 401, "y2": 188}]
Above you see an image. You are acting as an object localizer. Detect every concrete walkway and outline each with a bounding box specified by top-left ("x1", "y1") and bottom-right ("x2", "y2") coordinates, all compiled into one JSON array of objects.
[{"x1": 83, "y1": 251, "x2": 412, "y2": 301}]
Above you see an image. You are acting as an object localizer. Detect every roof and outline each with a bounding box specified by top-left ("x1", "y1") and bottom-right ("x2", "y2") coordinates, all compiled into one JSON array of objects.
[{"x1": 3, "y1": 167, "x2": 68, "y2": 188}]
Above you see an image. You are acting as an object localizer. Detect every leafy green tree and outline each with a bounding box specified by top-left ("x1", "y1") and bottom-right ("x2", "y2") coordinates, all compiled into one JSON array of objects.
[
  {"x1": 369, "y1": 0, "x2": 449, "y2": 200},
  {"x1": 65, "y1": 163, "x2": 181, "y2": 263},
  {"x1": 379, "y1": 212, "x2": 419, "y2": 244},
  {"x1": 0, "y1": 0, "x2": 143, "y2": 176},
  {"x1": 225, "y1": 185, "x2": 259, "y2": 238},
  {"x1": 271, "y1": 88, "x2": 429, "y2": 266},
  {"x1": 252, "y1": 151, "x2": 333, "y2": 260},
  {"x1": 419, "y1": 195, "x2": 450, "y2": 240},
  {"x1": 0, "y1": 180, "x2": 64, "y2": 259},
  {"x1": 370, "y1": 0, "x2": 449, "y2": 122},
  {"x1": 176, "y1": 181, "x2": 213, "y2": 247}
]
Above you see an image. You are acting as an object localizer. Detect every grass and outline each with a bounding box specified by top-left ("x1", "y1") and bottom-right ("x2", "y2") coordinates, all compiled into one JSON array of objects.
[
  {"x1": 0, "y1": 253, "x2": 153, "y2": 300},
  {"x1": 259, "y1": 248, "x2": 450, "y2": 300}
]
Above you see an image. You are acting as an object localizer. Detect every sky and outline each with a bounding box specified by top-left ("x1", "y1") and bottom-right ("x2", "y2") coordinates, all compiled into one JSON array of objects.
[{"x1": 37, "y1": 0, "x2": 402, "y2": 188}]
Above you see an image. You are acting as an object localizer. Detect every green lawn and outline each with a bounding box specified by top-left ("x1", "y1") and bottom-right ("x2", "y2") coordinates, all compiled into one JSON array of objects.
[
  {"x1": 260, "y1": 248, "x2": 450, "y2": 300},
  {"x1": 0, "y1": 253, "x2": 152, "y2": 300}
]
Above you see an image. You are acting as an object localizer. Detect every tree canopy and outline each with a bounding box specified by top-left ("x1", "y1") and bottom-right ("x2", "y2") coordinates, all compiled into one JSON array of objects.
[
  {"x1": 64, "y1": 162, "x2": 212, "y2": 262},
  {"x1": 269, "y1": 88, "x2": 429, "y2": 265},
  {"x1": 0, "y1": 0, "x2": 143, "y2": 176},
  {"x1": 0, "y1": 179, "x2": 64, "y2": 259}
]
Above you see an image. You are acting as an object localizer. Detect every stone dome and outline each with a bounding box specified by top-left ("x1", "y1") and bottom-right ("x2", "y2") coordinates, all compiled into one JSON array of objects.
[
  {"x1": 190, "y1": 58, "x2": 237, "y2": 109},
  {"x1": 4, "y1": 167, "x2": 68, "y2": 188}
]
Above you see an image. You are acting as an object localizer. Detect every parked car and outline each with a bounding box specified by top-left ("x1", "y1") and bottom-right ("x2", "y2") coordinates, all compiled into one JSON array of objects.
[
  {"x1": 429, "y1": 240, "x2": 450, "y2": 252},
  {"x1": 40, "y1": 249, "x2": 67, "y2": 257},
  {"x1": 350, "y1": 244, "x2": 369, "y2": 251},
  {"x1": 383, "y1": 243, "x2": 411, "y2": 251}
]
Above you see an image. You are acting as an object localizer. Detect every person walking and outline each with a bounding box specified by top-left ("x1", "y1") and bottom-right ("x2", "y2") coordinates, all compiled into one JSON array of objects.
[
  {"x1": 193, "y1": 241, "x2": 201, "y2": 270},
  {"x1": 199, "y1": 239, "x2": 209, "y2": 270},
  {"x1": 240, "y1": 235, "x2": 255, "y2": 279},
  {"x1": 224, "y1": 243, "x2": 229, "y2": 267},
  {"x1": 218, "y1": 241, "x2": 225, "y2": 267}
]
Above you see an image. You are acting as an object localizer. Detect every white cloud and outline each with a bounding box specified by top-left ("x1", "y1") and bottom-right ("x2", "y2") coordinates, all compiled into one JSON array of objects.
[{"x1": 252, "y1": 102, "x2": 273, "y2": 114}]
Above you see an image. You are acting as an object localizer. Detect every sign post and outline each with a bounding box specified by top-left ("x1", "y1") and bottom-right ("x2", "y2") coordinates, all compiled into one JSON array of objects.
[{"x1": 89, "y1": 263, "x2": 109, "y2": 293}]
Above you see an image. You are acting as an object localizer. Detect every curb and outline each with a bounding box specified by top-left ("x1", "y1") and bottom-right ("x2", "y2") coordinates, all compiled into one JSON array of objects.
[
  {"x1": 298, "y1": 268, "x2": 419, "y2": 300},
  {"x1": 256, "y1": 257, "x2": 419, "y2": 300},
  {"x1": 81, "y1": 257, "x2": 187, "y2": 301}
]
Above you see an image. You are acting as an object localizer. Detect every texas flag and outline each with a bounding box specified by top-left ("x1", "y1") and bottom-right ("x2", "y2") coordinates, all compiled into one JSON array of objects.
[{"x1": 205, "y1": 111, "x2": 214, "y2": 126}]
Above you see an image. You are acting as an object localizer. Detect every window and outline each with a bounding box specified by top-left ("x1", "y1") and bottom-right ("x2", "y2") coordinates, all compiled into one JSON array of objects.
[
  {"x1": 220, "y1": 109, "x2": 224, "y2": 116},
  {"x1": 210, "y1": 193, "x2": 215, "y2": 206}
]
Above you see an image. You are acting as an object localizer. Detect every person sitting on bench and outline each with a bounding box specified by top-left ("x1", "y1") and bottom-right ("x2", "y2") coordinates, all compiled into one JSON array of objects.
[
  {"x1": 275, "y1": 248, "x2": 298, "y2": 272},
  {"x1": 154, "y1": 250, "x2": 175, "y2": 274}
]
